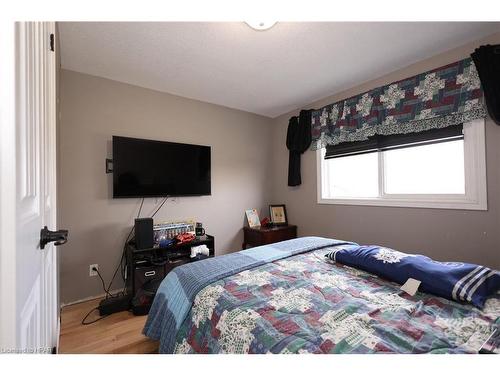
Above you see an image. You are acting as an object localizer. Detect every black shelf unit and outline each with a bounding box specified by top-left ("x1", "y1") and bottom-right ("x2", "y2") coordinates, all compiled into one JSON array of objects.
[{"x1": 125, "y1": 235, "x2": 215, "y2": 297}]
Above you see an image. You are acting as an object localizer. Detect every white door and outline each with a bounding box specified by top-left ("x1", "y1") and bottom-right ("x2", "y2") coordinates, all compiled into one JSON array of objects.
[{"x1": 14, "y1": 21, "x2": 59, "y2": 353}]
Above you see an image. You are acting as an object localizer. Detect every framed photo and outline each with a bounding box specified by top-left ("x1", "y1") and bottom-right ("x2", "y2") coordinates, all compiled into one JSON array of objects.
[
  {"x1": 245, "y1": 209, "x2": 261, "y2": 228},
  {"x1": 269, "y1": 204, "x2": 287, "y2": 226}
]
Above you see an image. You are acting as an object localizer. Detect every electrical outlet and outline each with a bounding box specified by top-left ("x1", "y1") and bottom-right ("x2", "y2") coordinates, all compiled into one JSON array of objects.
[{"x1": 89, "y1": 264, "x2": 99, "y2": 277}]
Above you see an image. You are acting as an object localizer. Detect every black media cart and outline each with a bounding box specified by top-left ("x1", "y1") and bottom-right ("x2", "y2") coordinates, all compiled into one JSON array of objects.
[{"x1": 125, "y1": 235, "x2": 215, "y2": 297}]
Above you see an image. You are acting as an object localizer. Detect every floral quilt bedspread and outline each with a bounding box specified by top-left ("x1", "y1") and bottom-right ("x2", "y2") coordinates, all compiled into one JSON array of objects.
[{"x1": 173, "y1": 245, "x2": 499, "y2": 354}]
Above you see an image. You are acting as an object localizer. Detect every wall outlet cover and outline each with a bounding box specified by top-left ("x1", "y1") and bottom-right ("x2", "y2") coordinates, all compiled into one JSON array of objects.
[{"x1": 89, "y1": 264, "x2": 99, "y2": 277}]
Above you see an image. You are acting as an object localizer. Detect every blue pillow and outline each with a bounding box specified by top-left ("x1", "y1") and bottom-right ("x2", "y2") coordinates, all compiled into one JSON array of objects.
[{"x1": 325, "y1": 245, "x2": 500, "y2": 309}]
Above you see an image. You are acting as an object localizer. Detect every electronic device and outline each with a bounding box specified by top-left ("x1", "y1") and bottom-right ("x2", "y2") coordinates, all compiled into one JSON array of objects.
[
  {"x1": 135, "y1": 218, "x2": 153, "y2": 249},
  {"x1": 98, "y1": 294, "x2": 131, "y2": 316},
  {"x1": 112, "y1": 136, "x2": 211, "y2": 198}
]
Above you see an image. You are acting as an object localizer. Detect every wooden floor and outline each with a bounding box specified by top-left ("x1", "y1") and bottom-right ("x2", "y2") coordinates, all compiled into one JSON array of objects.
[{"x1": 59, "y1": 298, "x2": 159, "y2": 354}]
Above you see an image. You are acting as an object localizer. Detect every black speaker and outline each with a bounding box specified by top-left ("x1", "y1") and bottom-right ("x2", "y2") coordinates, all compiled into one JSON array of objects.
[{"x1": 134, "y1": 217, "x2": 153, "y2": 249}]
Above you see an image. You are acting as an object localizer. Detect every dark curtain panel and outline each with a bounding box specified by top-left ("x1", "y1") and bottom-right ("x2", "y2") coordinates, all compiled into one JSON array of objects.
[
  {"x1": 286, "y1": 110, "x2": 312, "y2": 186},
  {"x1": 472, "y1": 45, "x2": 500, "y2": 125}
]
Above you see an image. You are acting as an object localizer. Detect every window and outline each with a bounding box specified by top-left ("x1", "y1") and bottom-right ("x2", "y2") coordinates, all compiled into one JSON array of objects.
[
  {"x1": 383, "y1": 140, "x2": 465, "y2": 195},
  {"x1": 317, "y1": 119, "x2": 487, "y2": 210}
]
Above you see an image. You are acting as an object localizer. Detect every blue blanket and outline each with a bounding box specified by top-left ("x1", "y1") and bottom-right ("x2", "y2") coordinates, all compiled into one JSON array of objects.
[
  {"x1": 143, "y1": 236, "x2": 353, "y2": 353},
  {"x1": 327, "y1": 245, "x2": 500, "y2": 309}
]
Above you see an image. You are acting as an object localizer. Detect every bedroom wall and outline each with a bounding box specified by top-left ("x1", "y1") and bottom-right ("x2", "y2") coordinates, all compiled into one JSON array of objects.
[
  {"x1": 58, "y1": 70, "x2": 273, "y2": 303},
  {"x1": 270, "y1": 31, "x2": 500, "y2": 270}
]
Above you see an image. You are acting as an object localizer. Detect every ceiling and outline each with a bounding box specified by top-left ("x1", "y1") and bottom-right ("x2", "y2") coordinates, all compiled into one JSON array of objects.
[{"x1": 59, "y1": 22, "x2": 500, "y2": 118}]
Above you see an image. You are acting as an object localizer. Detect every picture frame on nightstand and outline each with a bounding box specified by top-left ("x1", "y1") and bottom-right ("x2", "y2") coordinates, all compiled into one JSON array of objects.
[
  {"x1": 245, "y1": 209, "x2": 261, "y2": 228},
  {"x1": 269, "y1": 204, "x2": 287, "y2": 226}
]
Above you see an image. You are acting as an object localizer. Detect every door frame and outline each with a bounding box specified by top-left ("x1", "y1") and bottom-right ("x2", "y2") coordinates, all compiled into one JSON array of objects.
[{"x1": 0, "y1": 20, "x2": 18, "y2": 352}]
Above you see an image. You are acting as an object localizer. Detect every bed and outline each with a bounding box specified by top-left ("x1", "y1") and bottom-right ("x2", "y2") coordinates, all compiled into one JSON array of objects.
[{"x1": 143, "y1": 237, "x2": 500, "y2": 354}]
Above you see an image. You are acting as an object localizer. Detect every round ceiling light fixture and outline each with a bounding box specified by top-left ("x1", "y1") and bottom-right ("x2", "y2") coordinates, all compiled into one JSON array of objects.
[{"x1": 245, "y1": 21, "x2": 277, "y2": 31}]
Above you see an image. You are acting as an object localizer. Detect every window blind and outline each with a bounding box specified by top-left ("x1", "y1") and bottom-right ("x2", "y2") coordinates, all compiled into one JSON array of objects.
[{"x1": 324, "y1": 125, "x2": 464, "y2": 159}]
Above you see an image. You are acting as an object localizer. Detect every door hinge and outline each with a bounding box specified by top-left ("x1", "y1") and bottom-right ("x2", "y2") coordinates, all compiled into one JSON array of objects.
[{"x1": 50, "y1": 33, "x2": 54, "y2": 52}]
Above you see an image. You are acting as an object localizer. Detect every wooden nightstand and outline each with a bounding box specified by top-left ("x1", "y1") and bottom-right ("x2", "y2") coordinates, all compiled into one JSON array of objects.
[{"x1": 242, "y1": 225, "x2": 297, "y2": 249}]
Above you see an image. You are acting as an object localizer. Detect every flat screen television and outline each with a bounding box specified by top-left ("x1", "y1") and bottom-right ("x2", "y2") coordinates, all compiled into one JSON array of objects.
[{"x1": 112, "y1": 136, "x2": 211, "y2": 198}]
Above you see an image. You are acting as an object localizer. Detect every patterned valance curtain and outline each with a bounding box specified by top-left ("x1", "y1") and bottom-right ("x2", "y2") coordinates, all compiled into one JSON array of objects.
[{"x1": 311, "y1": 58, "x2": 486, "y2": 150}]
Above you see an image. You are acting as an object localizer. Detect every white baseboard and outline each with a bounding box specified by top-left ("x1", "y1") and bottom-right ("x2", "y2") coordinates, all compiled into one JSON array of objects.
[
  {"x1": 55, "y1": 316, "x2": 60, "y2": 354},
  {"x1": 60, "y1": 288, "x2": 125, "y2": 308}
]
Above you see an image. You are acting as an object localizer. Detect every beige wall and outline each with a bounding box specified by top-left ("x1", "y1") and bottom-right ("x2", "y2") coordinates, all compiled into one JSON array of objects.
[
  {"x1": 59, "y1": 70, "x2": 273, "y2": 303},
  {"x1": 270, "y1": 32, "x2": 500, "y2": 270}
]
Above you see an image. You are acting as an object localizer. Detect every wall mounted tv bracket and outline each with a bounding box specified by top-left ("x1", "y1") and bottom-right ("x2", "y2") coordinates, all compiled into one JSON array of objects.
[{"x1": 105, "y1": 158, "x2": 113, "y2": 174}]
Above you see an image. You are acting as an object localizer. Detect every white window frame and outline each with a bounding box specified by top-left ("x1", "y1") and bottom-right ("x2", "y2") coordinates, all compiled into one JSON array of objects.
[{"x1": 317, "y1": 119, "x2": 487, "y2": 210}]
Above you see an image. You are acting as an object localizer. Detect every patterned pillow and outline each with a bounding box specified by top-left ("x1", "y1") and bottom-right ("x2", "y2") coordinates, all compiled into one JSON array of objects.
[{"x1": 325, "y1": 245, "x2": 500, "y2": 309}]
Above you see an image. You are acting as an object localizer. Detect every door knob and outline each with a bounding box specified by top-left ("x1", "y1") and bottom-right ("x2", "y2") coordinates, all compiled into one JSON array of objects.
[{"x1": 40, "y1": 226, "x2": 68, "y2": 249}]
